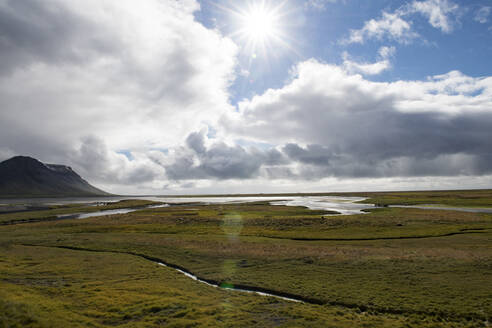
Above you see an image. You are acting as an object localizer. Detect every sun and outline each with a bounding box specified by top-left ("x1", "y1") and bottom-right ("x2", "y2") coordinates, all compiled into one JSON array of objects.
[
  {"x1": 240, "y1": 3, "x2": 279, "y2": 42},
  {"x1": 221, "y1": 0, "x2": 292, "y2": 58}
]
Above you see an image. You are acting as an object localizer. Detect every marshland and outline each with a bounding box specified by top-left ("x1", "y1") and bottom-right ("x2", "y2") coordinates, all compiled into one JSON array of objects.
[{"x1": 1, "y1": 190, "x2": 491, "y2": 327}]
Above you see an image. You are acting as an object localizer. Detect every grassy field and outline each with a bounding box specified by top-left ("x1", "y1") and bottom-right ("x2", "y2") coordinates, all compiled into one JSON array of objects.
[
  {"x1": 349, "y1": 189, "x2": 492, "y2": 207},
  {"x1": 0, "y1": 190, "x2": 491, "y2": 327},
  {"x1": 0, "y1": 199, "x2": 159, "y2": 225}
]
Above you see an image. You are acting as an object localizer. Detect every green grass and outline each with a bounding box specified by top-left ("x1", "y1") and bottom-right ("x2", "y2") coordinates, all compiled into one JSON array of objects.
[
  {"x1": 0, "y1": 199, "x2": 160, "y2": 225},
  {"x1": 1, "y1": 191, "x2": 491, "y2": 327},
  {"x1": 1, "y1": 245, "x2": 446, "y2": 328},
  {"x1": 350, "y1": 189, "x2": 492, "y2": 207}
]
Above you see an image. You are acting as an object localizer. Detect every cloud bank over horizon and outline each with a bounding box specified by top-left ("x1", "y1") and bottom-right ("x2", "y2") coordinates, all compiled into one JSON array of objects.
[{"x1": 1, "y1": 0, "x2": 491, "y2": 194}]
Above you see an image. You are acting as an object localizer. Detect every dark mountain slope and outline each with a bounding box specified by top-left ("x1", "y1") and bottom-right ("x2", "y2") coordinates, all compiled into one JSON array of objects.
[{"x1": 0, "y1": 156, "x2": 110, "y2": 197}]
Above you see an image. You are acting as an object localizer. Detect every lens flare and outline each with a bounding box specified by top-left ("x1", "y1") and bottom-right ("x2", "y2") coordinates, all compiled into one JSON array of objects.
[
  {"x1": 217, "y1": 0, "x2": 295, "y2": 59},
  {"x1": 241, "y1": 3, "x2": 279, "y2": 42}
]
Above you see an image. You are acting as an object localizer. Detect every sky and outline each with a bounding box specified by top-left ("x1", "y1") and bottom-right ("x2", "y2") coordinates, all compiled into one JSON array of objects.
[{"x1": 0, "y1": 0, "x2": 492, "y2": 195}]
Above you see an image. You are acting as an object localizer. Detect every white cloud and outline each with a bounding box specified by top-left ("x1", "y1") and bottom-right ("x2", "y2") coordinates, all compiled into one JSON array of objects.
[
  {"x1": 0, "y1": 0, "x2": 238, "y2": 190},
  {"x1": 305, "y1": 0, "x2": 338, "y2": 11},
  {"x1": 409, "y1": 0, "x2": 459, "y2": 32},
  {"x1": 68, "y1": 136, "x2": 166, "y2": 191},
  {"x1": 475, "y1": 6, "x2": 491, "y2": 24},
  {"x1": 0, "y1": 0, "x2": 237, "y2": 148},
  {"x1": 342, "y1": 55, "x2": 390, "y2": 76},
  {"x1": 221, "y1": 60, "x2": 492, "y2": 179},
  {"x1": 343, "y1": 59, "x2": 391, "y2": 76},
  {"x1": 345, "y1": 11, "x2": 417, "y2": 44},
  {"x1": 344, "y1": 0, "x2": 460, "y2": 44},
  {"x1": 342, "y1": 46, "x2": 396, "y2": 76},
  {"x1": 379, "y1": 46, "x2": 397, "y2": 59}
]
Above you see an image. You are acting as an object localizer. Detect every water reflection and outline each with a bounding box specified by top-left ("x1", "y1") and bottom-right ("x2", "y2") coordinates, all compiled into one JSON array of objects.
[
  {"x1": 270, "y1": 196, "x2": 370, "y2": 215},
  {"x1": 1, "y1": 195, "x2": 372, "y2": 216},
  {"x1": 56, "y1": 204, "x2": 170, "y2": 220}
]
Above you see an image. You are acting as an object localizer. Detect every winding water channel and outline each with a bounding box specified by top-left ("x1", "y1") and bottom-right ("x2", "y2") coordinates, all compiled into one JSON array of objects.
[
  {"x1": 56, "y1": 204, "x2": 170, "y2": 220},
  {"x1": 155, "y1": 262, "x2": 304, "y2": 303}
]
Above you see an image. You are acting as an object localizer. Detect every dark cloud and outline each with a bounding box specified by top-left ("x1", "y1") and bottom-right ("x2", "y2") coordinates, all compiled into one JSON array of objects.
[
  {"x1": 0, "y1": 0, "x2": 119, "y2": 75},
  {"x1": 166, "y1": 132, "x2": 286, "y2": 180},
  {"x1": 186, "y1": 132, "x2": 206, "y2": 154},
  {"x1": 282, "y1": 147, "x2": 491, "y2": 180},
  {"x1": 199, "y1": 143, "x2": 263, "y2": 179},
  {"x1": 259, "y1": 148, "x2": 289, "y2": 166},
  {"x1": 283, "y1": 143, "x2": 334, "y2": 165}
]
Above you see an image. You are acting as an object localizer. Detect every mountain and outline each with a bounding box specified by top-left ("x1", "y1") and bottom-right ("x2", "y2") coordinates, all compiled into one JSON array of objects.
[{"x1": 0, "y1": 156, "x2": 110, "y2": 197}]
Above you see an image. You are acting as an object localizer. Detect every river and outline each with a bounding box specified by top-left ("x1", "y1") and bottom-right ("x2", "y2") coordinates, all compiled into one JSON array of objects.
[{"x1": 1, "y1": 195, "x2": 373, "y2": 217}]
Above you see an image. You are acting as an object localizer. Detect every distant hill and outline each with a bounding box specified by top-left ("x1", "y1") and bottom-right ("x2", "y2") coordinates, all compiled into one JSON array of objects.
[{"x1": 0, "y1": 156, "x2": 110, "y2": 197}]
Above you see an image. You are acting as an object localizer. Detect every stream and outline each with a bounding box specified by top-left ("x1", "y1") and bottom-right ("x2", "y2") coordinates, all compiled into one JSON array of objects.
[
  {"x1": 55, "y1": 204, "x2": 169, "y2": 220},
  {"x1": 155, "y1": 262, "x2": 303, "y2": 303}
]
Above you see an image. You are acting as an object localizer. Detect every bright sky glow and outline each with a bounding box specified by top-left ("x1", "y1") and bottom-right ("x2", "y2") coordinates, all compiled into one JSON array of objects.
[
  {"x1": 224, "y1": 0, "x2": 291, "y2": 58},
  {"x1": 240, "y1": 3, "x2": 279, "y2": 42}
]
